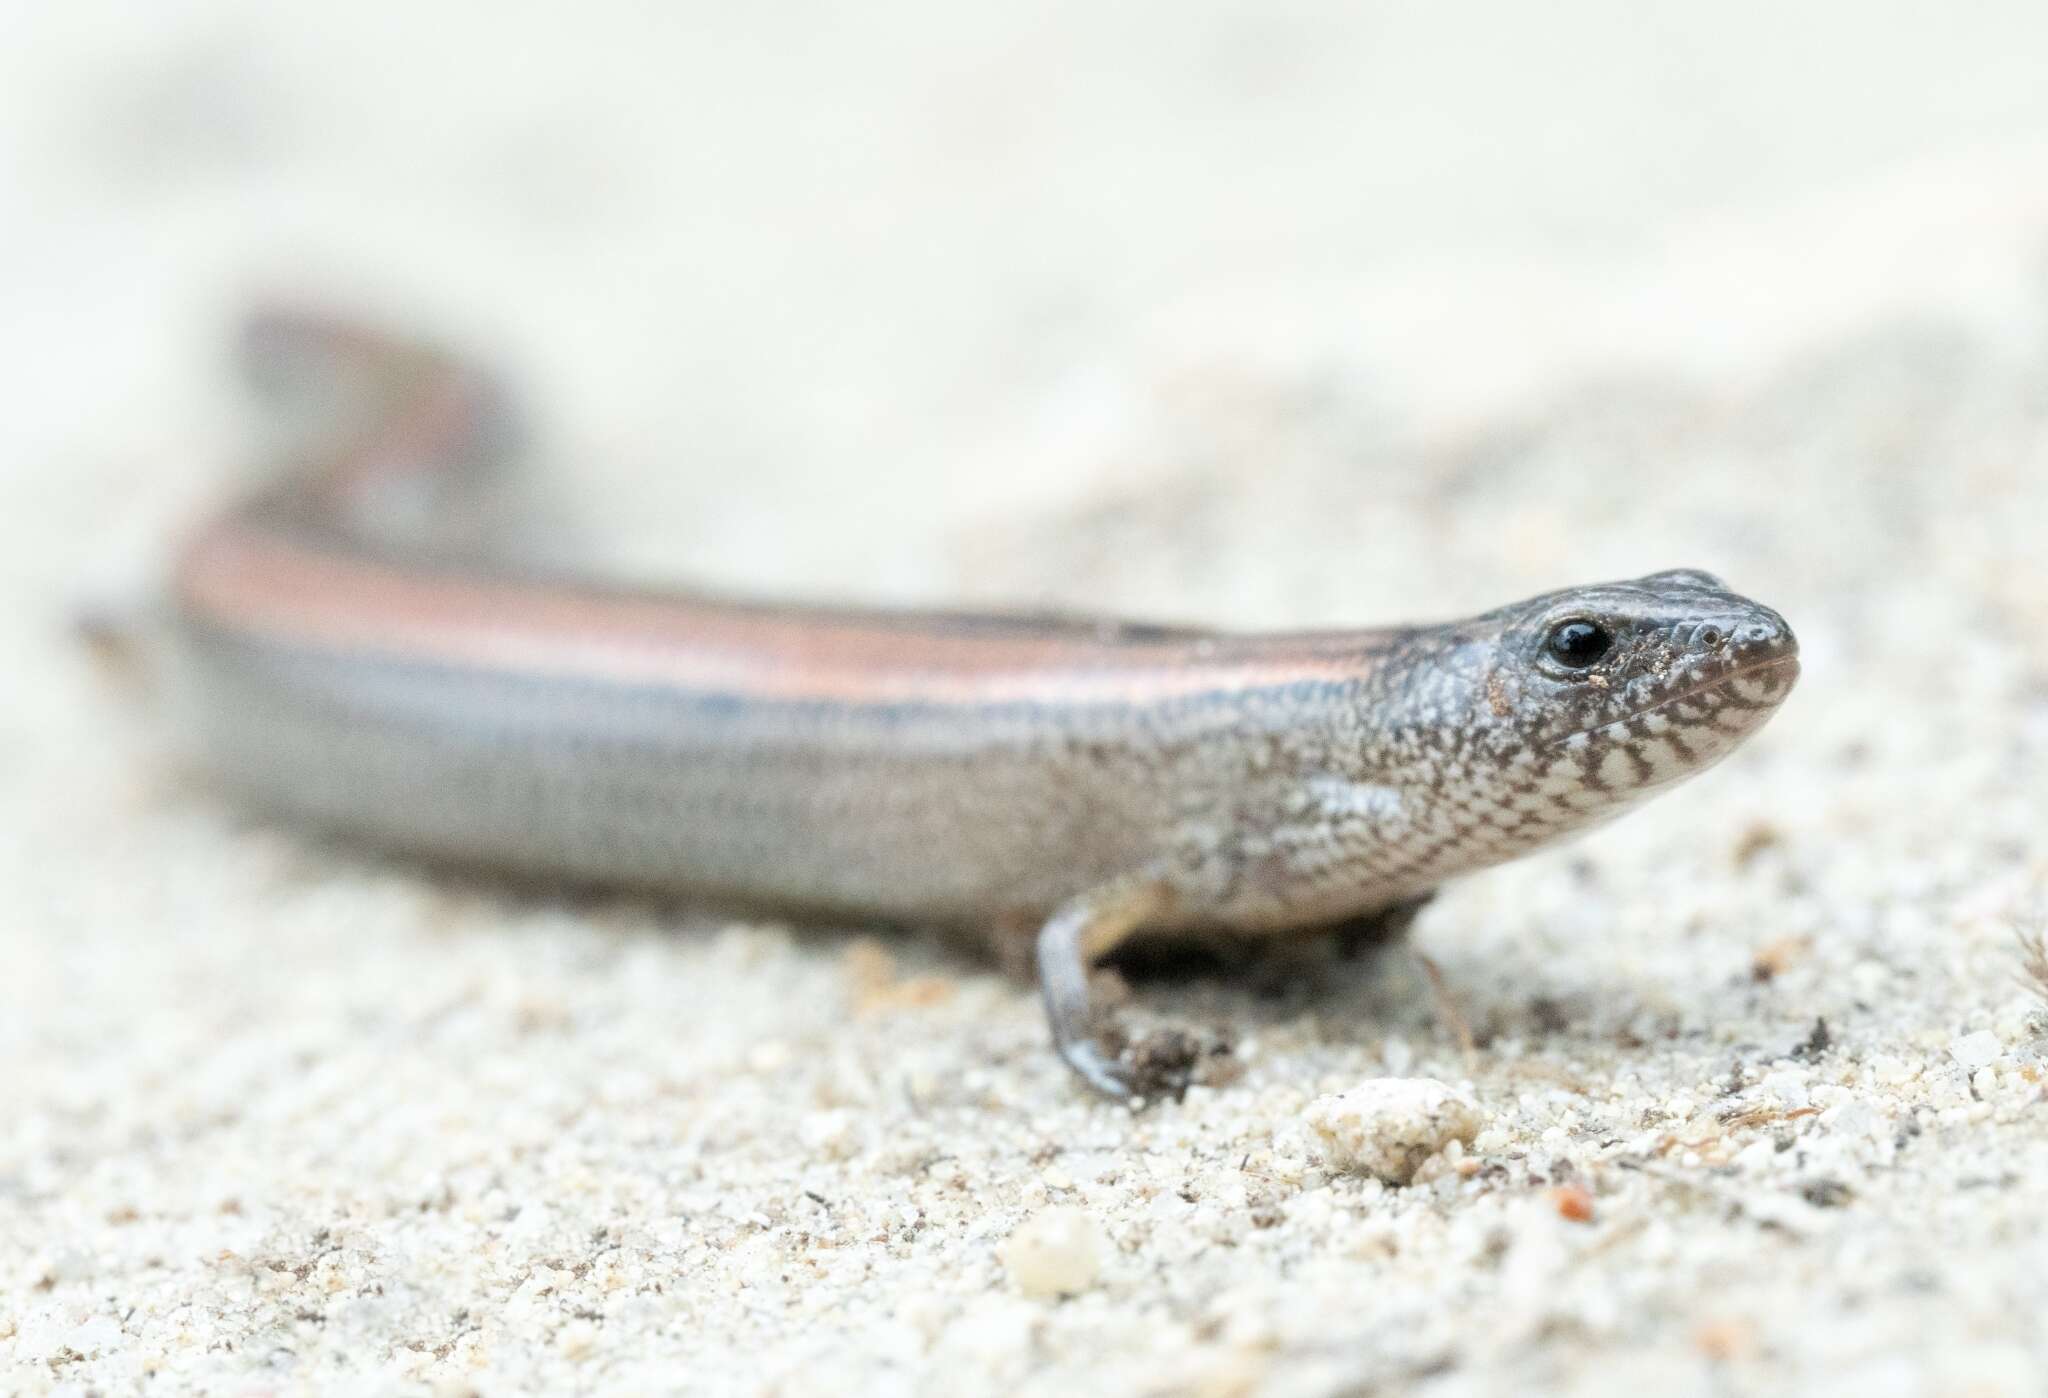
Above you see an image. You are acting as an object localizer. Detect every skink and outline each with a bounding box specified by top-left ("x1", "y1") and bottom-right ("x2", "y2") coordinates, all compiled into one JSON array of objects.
[{"x1": 165, "y1": 313, "x2": 1801, "y2": 1098}]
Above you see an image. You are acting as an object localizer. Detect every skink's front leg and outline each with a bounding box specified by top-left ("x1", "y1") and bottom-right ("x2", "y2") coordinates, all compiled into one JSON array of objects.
[{"x1": 1036, "y1": 877, "x2": 1178, "y2": 1099}]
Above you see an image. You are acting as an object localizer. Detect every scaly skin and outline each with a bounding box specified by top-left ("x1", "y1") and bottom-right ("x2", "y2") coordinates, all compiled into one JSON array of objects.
[{"x1": 164, "y1": 312, "x2": 1801, "y2": 1099}]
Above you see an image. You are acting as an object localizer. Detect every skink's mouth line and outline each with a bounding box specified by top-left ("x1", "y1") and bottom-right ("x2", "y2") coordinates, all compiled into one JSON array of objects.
[{"x1": 1545, "y1": 653, "x2": 1799, "y2": 751}]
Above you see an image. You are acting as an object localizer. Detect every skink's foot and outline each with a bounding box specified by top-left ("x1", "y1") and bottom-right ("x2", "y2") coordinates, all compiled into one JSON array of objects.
[
  {"x1": 1036, "y1": 878, "x2": 1176, "y2": 1103},
  {"x1": 1056, "y1": 1036, "x2": 1139, "y2": 1101},
  {"x1": 1055, "y1": 1024, "x2": 1208, "y2": 1104}
]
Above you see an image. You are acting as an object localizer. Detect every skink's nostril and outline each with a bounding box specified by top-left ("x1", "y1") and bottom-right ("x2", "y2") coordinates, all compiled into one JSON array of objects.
[{"x1": 1742, "y1": 622, "x2": 1773, "y2": 645}]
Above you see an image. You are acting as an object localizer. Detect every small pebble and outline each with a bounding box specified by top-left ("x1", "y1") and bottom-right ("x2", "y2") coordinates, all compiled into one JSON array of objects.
[
  {"x1": 799, "y1": 1109, "x2": 858, "y2": 1160},
  {"x1": 1302, "y1": 1078, "x2": 1484, "y2": 1184},
  {"x1": 1949, "y1": 1031, "x2": 2001, "y2": 1071},
  {"x1": 1548, "y1": 1184, "x2": 1596, "y2": 1223},
  {"x1": 1000, "y1": 1206, "x2": 1104, "y2": 1298},
  {"x1": 1760, "y1": 1070, "x2": 1811, "y2": 1109}
]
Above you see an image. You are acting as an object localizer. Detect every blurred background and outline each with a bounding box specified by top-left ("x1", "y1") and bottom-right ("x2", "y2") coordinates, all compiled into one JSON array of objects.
[
  {"x1": 10, "y1": 1, "x2": 2048, "y2": 611},
  {"x1": 7, "y1": 3, "x2": 2048, "y2": 1392}
]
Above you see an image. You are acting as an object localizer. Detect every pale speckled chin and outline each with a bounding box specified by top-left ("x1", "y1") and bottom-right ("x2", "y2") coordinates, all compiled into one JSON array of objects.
[{"x1": 1551, "y1": 652, "x2": 1801, "y2": 755}]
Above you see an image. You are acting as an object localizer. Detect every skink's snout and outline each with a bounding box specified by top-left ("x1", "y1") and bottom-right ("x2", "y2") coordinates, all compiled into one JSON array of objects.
[
  {"x1": 1696, "y1": 600, "x2": 1800, "y2": 712},
  {"x1": 1725, "y1": 602, "x2": 1798, "y2": 670},
  {"x1": 1693, "y1": 606, "x2": 1795, "y2": 655}
]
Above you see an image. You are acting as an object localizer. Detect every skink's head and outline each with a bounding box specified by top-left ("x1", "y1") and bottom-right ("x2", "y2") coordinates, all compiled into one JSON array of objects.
[
  {"x1": 1481, "y1": 567, "x2": 1798, "y2": 795},
  {"x1": 1388, "y1": 570, "x2": 1798, "y2": 850}
]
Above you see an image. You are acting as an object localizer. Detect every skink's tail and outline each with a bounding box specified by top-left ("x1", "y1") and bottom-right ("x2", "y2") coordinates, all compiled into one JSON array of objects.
[
  {"x1": 74, "y1": 308, "x2": 528, "y2": 699},
  {"x1": 235, "y1": 306, "x2": 525, "y2": 558}
]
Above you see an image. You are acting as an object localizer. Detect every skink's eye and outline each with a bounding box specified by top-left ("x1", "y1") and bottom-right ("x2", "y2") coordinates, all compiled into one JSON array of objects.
[{"x1": 1545, "y1": 619, "x2": 1612, "y2": 668}]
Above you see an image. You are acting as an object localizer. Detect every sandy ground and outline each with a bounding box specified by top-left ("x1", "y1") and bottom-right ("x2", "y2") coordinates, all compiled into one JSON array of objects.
[{"x1": 6, "y1": 4, "x2": 2048, "y2": 1394}]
